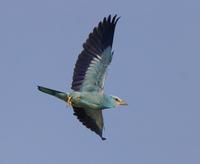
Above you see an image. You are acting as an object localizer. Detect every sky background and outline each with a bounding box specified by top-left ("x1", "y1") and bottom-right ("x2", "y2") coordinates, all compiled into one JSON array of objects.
[{"x1": 0, "y1": 0, "x2": 200, "y2": 163}]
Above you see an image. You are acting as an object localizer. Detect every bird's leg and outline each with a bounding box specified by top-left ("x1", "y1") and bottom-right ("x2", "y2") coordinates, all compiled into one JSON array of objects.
[{"x1": 67, "y1": 96, "x2": 72, "y2": 107}]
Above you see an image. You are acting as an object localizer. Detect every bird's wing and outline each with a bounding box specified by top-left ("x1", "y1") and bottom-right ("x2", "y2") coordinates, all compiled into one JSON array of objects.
[
  {"x1": 71, "y1": 15, "x2": 120, "y2": 92},
  {"x1": 73, "y1": 107, "x2": 106, "y2": 140}
]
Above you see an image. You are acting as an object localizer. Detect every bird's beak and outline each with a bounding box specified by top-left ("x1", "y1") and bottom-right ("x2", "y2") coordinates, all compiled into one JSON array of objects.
[{"x1": 118, "y1": 99, "x2": 128, "y2": 106}]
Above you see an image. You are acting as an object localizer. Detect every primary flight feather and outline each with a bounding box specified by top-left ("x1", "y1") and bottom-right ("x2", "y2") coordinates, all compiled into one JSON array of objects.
[{"x1": 38, "y1": 15, "x2": 127, "y2": 140}]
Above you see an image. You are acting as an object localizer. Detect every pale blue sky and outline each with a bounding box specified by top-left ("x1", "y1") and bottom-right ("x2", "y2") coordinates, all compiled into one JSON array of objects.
[{"x1": 0, "y1": 0, "x2": 200, "y2": 163}]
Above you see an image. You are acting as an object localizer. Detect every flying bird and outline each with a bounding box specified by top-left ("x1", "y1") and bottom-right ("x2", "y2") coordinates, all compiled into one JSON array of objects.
[{"x1": 38, "y1": 15, "x2": 127, "y2": 140}]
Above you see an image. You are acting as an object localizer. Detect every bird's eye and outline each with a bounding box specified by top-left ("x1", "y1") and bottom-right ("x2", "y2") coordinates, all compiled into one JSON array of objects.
[{"x1": 115, "y1": 98, "x2": 119, "y2": 102}]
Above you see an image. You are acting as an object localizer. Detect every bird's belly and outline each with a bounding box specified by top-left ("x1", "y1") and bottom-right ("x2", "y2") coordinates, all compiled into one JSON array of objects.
[
  {"x1": 71, "y1": 93, "x2": 102, "y2": 110},
  {"x1": 73, "y1": 99, "x2": 100, "y2": 110}
]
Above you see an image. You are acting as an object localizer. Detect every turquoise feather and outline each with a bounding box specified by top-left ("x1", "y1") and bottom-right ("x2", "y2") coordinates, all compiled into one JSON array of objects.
[
  {"x1": 38, "y1": 86, "x2": 117, "y2": 110},
  {"x1": 37, "y1": 15, "x2": 127, "y2": 140}
]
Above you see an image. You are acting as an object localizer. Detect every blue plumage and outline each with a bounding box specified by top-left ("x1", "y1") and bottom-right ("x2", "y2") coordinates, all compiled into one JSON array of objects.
[{"x1": 38, "y1": 15, "x2": 127, "y2": 140}]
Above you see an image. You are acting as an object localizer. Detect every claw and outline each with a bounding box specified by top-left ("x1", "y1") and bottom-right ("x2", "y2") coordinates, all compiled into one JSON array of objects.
[{"x1": 67, "y1": 96, "x2": 72, "y2": 107}]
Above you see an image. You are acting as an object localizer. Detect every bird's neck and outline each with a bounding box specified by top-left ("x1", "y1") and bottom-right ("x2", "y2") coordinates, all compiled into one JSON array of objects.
[{"x1": 102, "y1": 95, "x2": 116, "y2": 109}]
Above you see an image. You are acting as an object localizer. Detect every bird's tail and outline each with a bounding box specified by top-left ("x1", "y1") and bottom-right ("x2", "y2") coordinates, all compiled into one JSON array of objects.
[{"x1": 37, "y1": 86, "x2": 68, "y2": 102}]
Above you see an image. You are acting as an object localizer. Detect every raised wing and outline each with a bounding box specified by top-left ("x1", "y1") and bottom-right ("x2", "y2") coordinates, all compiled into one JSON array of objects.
[
  {"x1": 73, "y1": 107, "x2": 106, "y2": 140},
  {"x1": 71, "y1": 15, "x2": 120, "y2": 92}
]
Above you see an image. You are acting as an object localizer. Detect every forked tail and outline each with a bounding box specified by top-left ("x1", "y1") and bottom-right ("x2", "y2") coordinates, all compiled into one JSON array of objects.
[{"x1": 37, "y1": 86, "x2": 68, "y2": 102}]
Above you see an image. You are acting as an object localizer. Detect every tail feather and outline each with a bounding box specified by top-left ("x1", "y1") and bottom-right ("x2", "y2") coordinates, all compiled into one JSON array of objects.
[{"x1": 37, "y1": 86, "x2": 68, "y2": 102}]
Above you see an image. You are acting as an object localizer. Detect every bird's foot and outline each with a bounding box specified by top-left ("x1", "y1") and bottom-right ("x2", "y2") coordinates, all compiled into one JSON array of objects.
[{"x1": 67, "y1": 96, "x2": 72, "y2": 107}]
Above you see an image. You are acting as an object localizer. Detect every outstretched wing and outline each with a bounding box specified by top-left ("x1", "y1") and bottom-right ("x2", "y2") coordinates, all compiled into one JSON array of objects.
[
  {"x1": 73, "y1": 107, "x2": 106, "y2": 140},
  {"x1": 71, "y1": 15, "x2": 120, "y2": 92}
]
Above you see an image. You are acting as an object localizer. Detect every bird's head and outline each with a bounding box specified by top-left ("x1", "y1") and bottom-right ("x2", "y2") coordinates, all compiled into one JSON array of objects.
[{"x1": 111, "y1": 95, "x2": 128, "y2": 107}]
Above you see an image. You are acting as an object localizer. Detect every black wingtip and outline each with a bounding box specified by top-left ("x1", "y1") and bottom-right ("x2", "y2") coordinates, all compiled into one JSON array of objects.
[
  {"x1": 100, "y1": 133, "x2": 106, "y2": 140},
  {"x1": 106, "y1": 14, "x2": 121, "y2": 24},
  {"x1": 115, "y1": 16, "x2": 121, "y2": 24},
  {"x1": 101, "y1": 137, "x2": 106, "y2": 141}
]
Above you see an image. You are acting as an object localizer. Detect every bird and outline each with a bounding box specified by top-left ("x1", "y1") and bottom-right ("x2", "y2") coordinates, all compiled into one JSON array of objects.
[{"x1": 37, "y1": 15, "x2": 127, "y2": 140}]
